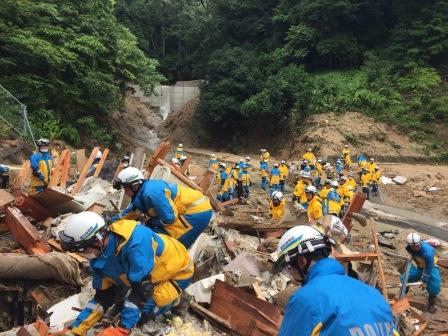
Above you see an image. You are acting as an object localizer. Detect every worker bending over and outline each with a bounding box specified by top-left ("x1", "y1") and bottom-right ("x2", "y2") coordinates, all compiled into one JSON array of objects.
[
  {"x1": 276, "y1": 226, "x2": 397, "y2": 336},
  {"x1": 112, "y1": 167, "x2": 212, "y2": 248},
  {"x1": 269, "y1": 191, "x2": 285, "y2": 221},
  {"x1": 59, "y1": 212, "x2": 193, "y2": 336},
  {"x1": 30, "y1": 138, "x2": 53, "y2": 194},
  {"x1": 293, "y1": 172, "x2": 311, "y2": 209},
  {"x1": 404, "y1": 233, "x2": 440, "y2": 313}
]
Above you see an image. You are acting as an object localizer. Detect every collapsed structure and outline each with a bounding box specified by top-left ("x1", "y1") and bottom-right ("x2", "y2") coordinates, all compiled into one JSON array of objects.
[{"x1": 0, "y1": 142, "x2": 447, "y2": 336}]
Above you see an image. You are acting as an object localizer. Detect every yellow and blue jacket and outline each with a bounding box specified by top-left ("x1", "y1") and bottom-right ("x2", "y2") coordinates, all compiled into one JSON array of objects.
[
  {"x1": 406, "y1": 241, "x2": 438, "y2": 282},
  {"x1": 294, "y1": 180, "x2": 308, "y2": 204},
  {"x1": 112, "y1": 180, "x2": 212, "y2": 248},
  {"x1": 279, "y1": 258, "x2": 397, "y2": 336},
  {"x1": 209, "y1": 159, "x2": 219, "y2": 171},
  {"x1": 70, "y1": 220, "x2": 193, "y2": 334},
  {"x1": 238, "y1": 171, "x2": 251, "y2": 187},
  {"x1": 260, "y1": 161, "x2": 269, "y2": 178},
  {"x1": 29, "y1": 151, "x2": 53, "y2": 191},
  {"x1": 324, "y1": 188, "x2": 343, "y2": 216},
  {"x1": 175, "y1": 147, "x2": 184, "y2": 159},
  {"x1": 270, "y1": 167, "x2": 281, "y2": 185},
  {"x1": 319, "y1": 186, "x2": 330, "y2": 200},
  {"x1": 361, "y1": 172, "x2": 372, "y2": 187},
  {"x1": 307, "y1": 195, "x2": 323, "y2": 222},
  {"x1": 279, "y1": 164, "x2": 289, "y2": 180},
  {"x1": 269, "y1": 199, "x2": 285, "y2": 220}
]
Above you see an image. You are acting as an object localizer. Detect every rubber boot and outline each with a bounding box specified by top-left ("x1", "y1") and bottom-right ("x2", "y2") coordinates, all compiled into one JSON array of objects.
[{"x1": 427, "y1": 295, "x2": 437, "y2": 314}]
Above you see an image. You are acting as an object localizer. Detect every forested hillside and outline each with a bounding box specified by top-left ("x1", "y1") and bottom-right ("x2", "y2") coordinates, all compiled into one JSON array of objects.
[
  {"x1": 0, "y1": 0, "x2": 163, "y2": 146},
  {"x1": 1, "y1": 1, "x2": 448, "y2": 157},
  {"x1": 116, "y1": 0, "x2": 448, "y2": 157}
]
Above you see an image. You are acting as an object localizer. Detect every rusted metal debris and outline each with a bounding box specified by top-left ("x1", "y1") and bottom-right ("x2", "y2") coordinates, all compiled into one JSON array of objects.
[
  {"x1": 4, "y1": 206, "x2": 50, "y2": 255},
  {"x1": 209, "y1": 280, "x2": 283, "y2": 336}
]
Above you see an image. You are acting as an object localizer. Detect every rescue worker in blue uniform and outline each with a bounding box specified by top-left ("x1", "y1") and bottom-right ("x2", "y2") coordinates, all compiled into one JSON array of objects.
[
  {"x1": 111, "y1": 167, "x2": 213, "y2": 249},
  {"x1": 58, "y1": 211, "x2": 193, "y2": 336},
  {"x1": 276, "y1": 226, "x2": 397, "y2": 336},
  {"x1": 86, "y1": 150, "x2": 102, "y2": 178},
  {"x1": 0, "y1": 164, "x2": 10, "y2": 189},
  {"x1": 29, "y1": 138, "x2": 53, "y2": 193},
  {"x1": 238, "y1": 165, "x2": 252, "y2": 198},
  {"x1": 260, "y1": 160, "x2": 269, "y2": 191},
  {"x1": 404, "y1": 233, "x2": 440, "y2": 313}
]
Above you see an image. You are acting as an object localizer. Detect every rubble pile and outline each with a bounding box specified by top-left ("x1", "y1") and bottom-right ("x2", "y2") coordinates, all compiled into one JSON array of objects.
[{"x1": 0, "y1": 143, "x2": 447, "y2": 336}]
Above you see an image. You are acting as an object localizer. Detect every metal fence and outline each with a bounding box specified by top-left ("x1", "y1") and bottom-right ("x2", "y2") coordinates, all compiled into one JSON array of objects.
[{"x1": 0, "y1": 84, "x2": 36, "y2": 149}]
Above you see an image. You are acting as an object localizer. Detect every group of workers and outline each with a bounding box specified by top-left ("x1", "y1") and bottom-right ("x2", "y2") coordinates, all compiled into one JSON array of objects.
[{"x1": 3, "y1": 138, "x2": 440, "y2": 335}]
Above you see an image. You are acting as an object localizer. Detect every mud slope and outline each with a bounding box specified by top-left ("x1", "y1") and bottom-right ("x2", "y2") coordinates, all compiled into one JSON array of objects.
[{"x1": 283, "y1": 112, "x2": 428, "y2": 160}]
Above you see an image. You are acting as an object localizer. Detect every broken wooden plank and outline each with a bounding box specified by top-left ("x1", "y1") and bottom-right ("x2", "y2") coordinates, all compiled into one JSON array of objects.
[
  {"x1": 5, "y1": 206, "x2": 50, "y2": 255},
  {"x1": 93, "y1": 148, "x2": 109, "y2": 177},
  {"x1": 333, "y1": 252, "x2": 380, "y2": 262},
  {"x1": 70, "y1": 147, "x2": 100, "y2": 195},
  {"x1": 60, "y1": 150, "x2": 71, "y2": 188},
  {"x1": 218, "y1": 221, "x2": 295, "y2": 232},
  {"x1": 14, "y1": 193, "x2": 52, "y2": 222},
  {"x1": 47, "y1": 239, "x2": 87, "y2": 263},
  {"x1": 181, "y1": 156, "x2": 192, "y2": 173},
  {"x1": 0, "y1": 189, "x2": 15, "y2": 207},
  {"x1": 76, "y1": 149, "x2": 87, "y2": 174},
  {"x1": 391, "y1": 297, "x2": 410, "y2": 315},
  {"x1": 87, "y1": 202, "x2": 106, "y2": 215},
  {"x1": 190, "y1": 301, "x2": 241, "y2": 336},
  {"x1": 371, "y1": 218, "x2": 388, "y2": 299},
  {"x1": 206, "y1": 190, "x2": 224, "y2": 213},
  {"x1": 198, "y1": 169, "x2": 216, "y2": 193},
  {"x1": 157, "y1": 158, "x2": 203, "y2": 190},
  {"x1": 49, "y1": 149, "x2": 69, "y2": 188},
  {"x1": 210, "y1": 280, "x2": 283, "y2": 336},
  {"x1": 221, "y1": 199, "x2": 239, "y2": 207},
  {"x1": 342, "y1": 192, "x2": 366, "y2": 231},
  {"x1": 10, "y1": 160, "x2": 30, "y2": 196},
  {"x1": 30, "y1": 187, "x2": 74, "y2": 210},
  {"x1": 146, "y1": 142, "x2": 171, "y2": 176}
]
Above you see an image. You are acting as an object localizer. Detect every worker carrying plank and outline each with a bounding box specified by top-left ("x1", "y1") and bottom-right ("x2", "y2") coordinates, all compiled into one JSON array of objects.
[
  {"x1": 58, "y1": 211, "x2": 193, "y2": 336},
  {"x1": 404, "y1": 233, "x2": 441, "y2": 313},
  {"x1": 276, "y1": 226, "x2": 397, "y2": 336},
  {"x1": 111, "y1": 167, "x2": 213, "y2": 248},
  {"x1": 29, "y1": 138, "x2": 53, "y2": 193}
]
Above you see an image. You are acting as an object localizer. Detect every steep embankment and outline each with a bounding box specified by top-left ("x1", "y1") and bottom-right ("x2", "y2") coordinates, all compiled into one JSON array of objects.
[
  {"x1": 282, "y1": 112, "x2": 428, "y2": 160},
  {"x1": 108, "y1": 95, "x2": 162, "y2": 150}
]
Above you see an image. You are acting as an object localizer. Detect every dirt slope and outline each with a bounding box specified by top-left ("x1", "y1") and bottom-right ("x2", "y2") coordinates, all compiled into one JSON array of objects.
[{"x1": 283, "y1": 112, "x2": 428, "y2": 160}]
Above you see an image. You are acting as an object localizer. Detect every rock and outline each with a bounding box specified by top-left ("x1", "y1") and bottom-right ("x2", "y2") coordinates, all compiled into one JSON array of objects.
[
  {"x1": 413, "y1": 190, "x2": 426, "y2": 198},
  {"x1": 380, "y1": 176, "x2": 395, "y2": 185},
  {"x1": 393, "y1": 176, "x2": 407, "y2": 185},
  {"x1": 436, "y1": 172, "x2": 444, "y2": 180},
  {"x1": 378, "y1": 236, "x2": 396, "y2": 250}
]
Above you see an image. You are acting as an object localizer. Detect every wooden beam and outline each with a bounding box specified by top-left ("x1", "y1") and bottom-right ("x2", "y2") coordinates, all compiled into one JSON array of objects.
[
  {"x1": 181, "y1": 156, "x2": 192, "y2": 173},
  {"x1": 70, "y1": 147, "x2": 99, "y2": 195},
  {"x1": 371, "y1": 218, "x2": 388, "y2": 299},
  {"x1": 334, "y1": 252, "x2": 379, "y2": 262},
  {"x1": 93, "y1": 148, "x2": 109, "y2": 177},
  {"x1": 10, "y1": 160, "x2": 30, "y2": 196},
  {"x1": 146, "y1": 142, "x2": 171, "y2": 176},
  {"x1": 0, "y1": 189, "x2": 15, "y2": 207},
  {"x1": 190, "y1": 302, "x2": 242, "y2": 336},
  {"x1": 76, "y1": 149, "x2": 86, "y2": 174},
  {"x1": 14, "y1": 193, "x2": 52, "y2": 222},
  {"x1": 60, "y1": 150, "x2": 71, "y2": 188},
  {"x1": 220, "y1": 198, "x2": 238, "y2": 207},
  {"x1": 157, "y1": 158, "x2": 202, "y2": 190},
  {"x1": 49, "y1": 149, "x2": 69, "y2": 188},
  {"x1": 342, "y1": 192, "x2": 366, "y2": 231},
  {"x1": 198, "y1": 169, "x2": 216, "y2": 193}
]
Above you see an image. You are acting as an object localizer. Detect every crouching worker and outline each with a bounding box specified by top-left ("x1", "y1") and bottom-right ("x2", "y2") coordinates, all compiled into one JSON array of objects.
[
  {"x1": 269, "y1": 191, "x2": 285, "y2": 221},
  {"x1": 59, "y1": 212, "x2": 194, "y2": 336},
  {"x1": 276, "y1": 226, "x2": 397, "y2": 336},
  {"x1": 111, "y1": 167, "x2": 213, "y2": 249}
]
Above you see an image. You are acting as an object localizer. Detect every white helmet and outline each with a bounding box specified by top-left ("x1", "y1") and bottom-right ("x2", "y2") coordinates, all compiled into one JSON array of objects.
[
  {"x1": 37, "y1": 138, "x2": 50, "y2": 147},
  {"x1": 59, "y1": 211, "x2": 106, "y2": 252},
  {"x1": 95, "y1": 150, "x2": 102, "y2": 159},
  {"x1": 246, "y1": 156, "x2": 251, "y2": 161},
  {"x1": 272, "y1": 191, "x2": 283, "y2": 201},
  {"x1": 406, "y1": 233, "x2": 421, "y2": 245},
  {"x1": 281, "y1": 160, "x2": 286, "y2": 164},
  {"x1": 274, "y1": 163, "x2": 279, "y2": 167},
  {"x1": 345, "y1": 144, "x2": 349, "y2": 148},
  {"x1": 317, "y1": 159, "x2": 322, "y2": 163},
  {"x1": 239, "y1": 158, "x2": 244, "y2": 162},
  {"x1": 340, "y1": 176, "x2": 347, "y2": 181},
  {"x1": 114, "y1": 167, "x2": 144, "y2": 189},
  {"x1": 221, "y1": 163, "x2": 227, "y2": 168},
  {"x1": 331, "y1": 180, "x2": 339, "y2": 187},
  {"x1": 301, "y1": 171, "x2": 311, "y2": 179},
  {"x1": 305, "y1": 185, "x2": 318, "y2": 194},
  {"x1": 180, "y1": 155, "x2": 187, "y2": 160},
  {"x1": 276, "y1": 226, "x2": 333, "y2": 270},
  {"x1": 211, "y1": 154, "x2": 216, "y2": 158},
  {"x1": 178, "y1": 143, "x2": 183, "y2": 148},
  {"x1": 171, "y1": 158, "x2": 180, "y2": 165},
  {"x1": 307, "y1": 148, "x2": 312, "y2": 152},
  {"x1": 370, "y1": 158, "x2": 375, "y2": 162}
]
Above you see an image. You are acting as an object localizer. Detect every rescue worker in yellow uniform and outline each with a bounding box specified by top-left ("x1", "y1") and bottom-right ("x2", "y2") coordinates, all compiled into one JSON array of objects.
[
  {"x1": 260, "y1": 149, "x2": 270, "y2": 165},
  {"x1": 323, "y1": 180, "x2": 344, "y2": 217},
  {"x1": 208, "y1": 154, "x2": 219, "y2": 171},
  {"x1": 305, "y1": 185, "x2": 323, "y2": 222},
  {"x1": 357, "y1": 154, "x2": 368, "y2": 169},
  {"x1": 245, "y1": 157, "x2": 252, "y2": 172},
  {"x1": 302, "y1": 148, "x2": 316, "y2": 166},
  {"x1": 269, "y1": 191, "x2": 285, "y2": 221},
  {"x1": 315, "y1": 159, "x2": 323, "y2": 187},
  {"x1": 269, "y1": 163, "x2": 281, "y2": 194},
  {"x1": 59, "y1": 212, "x2": 193, "y2": 336},
  {"x1": 319, "y1": 180, "x2": 331, "y2": 200},
  {"x1": 111, "y1": 167, "x2": 212, "y2": 249},
  {"x1": 86, "y1": 150, "x2": 103, "y2": 178},
  {"x1": 175, "y1": 144, "x2": 184, "y2": 159},
  {"x1": 367, "y1": 158, "x2": 377, "y2": 173},
  {"x1": 347, "y1": 173, "x2": 357, "y2": 191},
  {"x1": 360, "y1": 168, "x2": 372, "y2": 200},
  {"x1": 293, "y1": 172, "x2": 310, "y2": 208},
  {"x1": 260, "y1": 159, "x2": 269, "y2": 190},
  {"x1": 370, "y1": 167, "x2": 381, "y2": 197},
  {"x1": 238, "y1": 165, "x2": 252, "y2": 198},
  {"x1": 279, "y1": 160, "x2": 289, "y2": 192},
  {"x1": 342, "y1": 144, "x2": 352, "y2": 169},
  {"x1": 30, "y1": 138, "x2": 54, "y2": 193}
]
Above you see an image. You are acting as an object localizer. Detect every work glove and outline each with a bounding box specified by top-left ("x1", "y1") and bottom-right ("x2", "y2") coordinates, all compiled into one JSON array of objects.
[
  {"x1": 129, "y1": 280, "x2": 154, "y2": 308},
  {"x1": 96, "y1": 326, "x2": 130, "y2": 336}
]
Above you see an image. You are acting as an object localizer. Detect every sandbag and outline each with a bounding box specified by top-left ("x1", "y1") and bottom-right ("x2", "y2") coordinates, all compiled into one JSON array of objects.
[{"x1": 0, "y1": 252, "x2": 86, "y2": 285}]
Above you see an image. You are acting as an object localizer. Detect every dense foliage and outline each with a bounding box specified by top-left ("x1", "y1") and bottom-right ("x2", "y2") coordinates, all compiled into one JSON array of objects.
[
  {"x1": 0, "y1": 0, "x2": 163, "y2": 146},
  {"x1": 117, "y1": 0, "x2": 448, "y2": 153}
]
